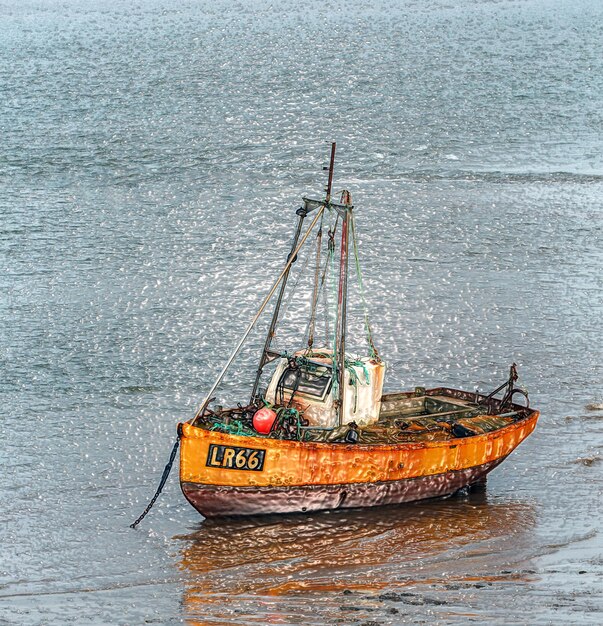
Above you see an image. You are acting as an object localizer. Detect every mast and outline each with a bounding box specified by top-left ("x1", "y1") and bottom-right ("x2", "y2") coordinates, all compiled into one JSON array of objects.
[
  {"x1": 307, "y1": 142, "x2": 336, "y2": 349},
  {"x1": 325, "y1": 142, "x2": 336, "y2": 203},
  {"x1": 336, "y1": 194, "x2": 351, "y2": 425}
]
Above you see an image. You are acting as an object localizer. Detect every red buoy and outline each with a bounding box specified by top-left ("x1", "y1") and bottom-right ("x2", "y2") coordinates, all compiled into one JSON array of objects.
[{"x1": 253, "y1": 407, "x2": 277, "y2": 434}]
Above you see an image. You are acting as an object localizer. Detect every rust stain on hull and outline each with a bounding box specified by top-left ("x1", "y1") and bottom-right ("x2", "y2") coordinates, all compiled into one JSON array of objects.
[{"x1": 181, "y1": 458, "x2": 505, "y2": 517}]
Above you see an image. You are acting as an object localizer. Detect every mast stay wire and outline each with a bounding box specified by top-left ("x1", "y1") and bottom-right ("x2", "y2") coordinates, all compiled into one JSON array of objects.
[
  {"x1": 191, "y1": 205, "x2": 326, "y2": 421},
  {"x1": 271, "y1": 226, "x2": 313, "y2": 352},
  {"x1": 301, "y1": 196, "x2": 379, "y2": 363},
  {"x1": 306, "y1": 210, "x2": 324, "y2": 350},
  {"x1": 320, "y1": 211, "x2": 338, "y2": 348},
  {"x1": 302, "y1": 208, "x2": 337, "y2": 350},
  {"x1": 350, "y1": 212, "x2": 380, "y2": 360}
]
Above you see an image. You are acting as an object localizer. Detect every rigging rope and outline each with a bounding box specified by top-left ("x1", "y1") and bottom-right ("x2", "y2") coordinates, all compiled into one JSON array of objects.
[
  {"x1": 192, "y1": 206, "x2": 326, "y2": 421},
  {"x1": 350, "y1": 213, "x2": 380, "y2": 360},
  {"x1": 302, "y1": 209, "x2": 336, "y2": 350},
  {"x1": 272, "y1": 231, "x2": 312, "y2": 350},
  {"x1": 307, "y1": 211, "x2": 324, "y2": 349},
  {"x1": 318, "y1": 211, "x2": 337, "y2": 347}
]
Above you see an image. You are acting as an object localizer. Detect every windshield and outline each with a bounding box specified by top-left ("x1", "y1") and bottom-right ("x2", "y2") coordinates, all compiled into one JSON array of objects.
[{"x1": 280, "y1": 364, "x2": 332, "y2": 400}]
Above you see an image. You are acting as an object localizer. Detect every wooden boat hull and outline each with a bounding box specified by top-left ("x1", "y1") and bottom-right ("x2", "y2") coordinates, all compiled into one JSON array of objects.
[
  {"x1": 179, "y1": 388, "x2": 539, "y2": 518},
  {"x1": 181, "y1": 458, "x2": 504, "y2": 517}
]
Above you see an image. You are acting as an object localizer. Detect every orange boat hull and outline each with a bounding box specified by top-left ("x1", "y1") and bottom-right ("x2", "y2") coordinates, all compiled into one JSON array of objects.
[
  {"x1": 181, "y1": 458, "x2": 507, "y2": 517},
  {"x1": 179, "y1": 392, "x2": 539, "y2": 517}
]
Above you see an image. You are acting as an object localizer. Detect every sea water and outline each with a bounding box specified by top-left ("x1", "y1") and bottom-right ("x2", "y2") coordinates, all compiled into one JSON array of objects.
[{"x1": 1, "y1": 0, "x2": 602, "y2": 623}]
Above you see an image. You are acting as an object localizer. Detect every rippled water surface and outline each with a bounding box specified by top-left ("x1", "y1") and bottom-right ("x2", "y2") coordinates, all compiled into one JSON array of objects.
[{"x1": 1, "y1": 0, "x2": 602, "y2": 624}]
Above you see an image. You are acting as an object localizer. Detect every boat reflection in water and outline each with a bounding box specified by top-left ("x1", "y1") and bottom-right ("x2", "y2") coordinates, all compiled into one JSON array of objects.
[{"x1": 177, "y1": 491, "x2": 536, "y2": 625}]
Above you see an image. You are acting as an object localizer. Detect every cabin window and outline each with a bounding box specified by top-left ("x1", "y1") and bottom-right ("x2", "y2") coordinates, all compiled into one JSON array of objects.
[{"x1": 280, "y1": 364, "x2": 332, "y2": 401}]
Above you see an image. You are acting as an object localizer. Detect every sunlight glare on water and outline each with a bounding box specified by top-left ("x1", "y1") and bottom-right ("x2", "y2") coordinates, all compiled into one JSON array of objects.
[{"x1": 1, "y1": 0, "x2": 602, "y2": 624}]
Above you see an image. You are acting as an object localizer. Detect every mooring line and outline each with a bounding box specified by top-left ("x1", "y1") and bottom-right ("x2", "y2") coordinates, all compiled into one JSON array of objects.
[{"x1": 130, "y1": 426, "x2": 182, "y2": 529}]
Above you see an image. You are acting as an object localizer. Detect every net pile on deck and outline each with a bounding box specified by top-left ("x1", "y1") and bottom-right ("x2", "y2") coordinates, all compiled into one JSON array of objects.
[{"x1": 195, "y1": 408, "x2": 516, "y2": 445}]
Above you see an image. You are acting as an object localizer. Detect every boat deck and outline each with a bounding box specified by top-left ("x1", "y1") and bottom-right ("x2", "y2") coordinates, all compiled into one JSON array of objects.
[
  {"x1": 304, "y1": 393, "x2": 518, "y2": 443},
  {"x1": 192, "y1": 388, "x2": 530, "y2": 446}
]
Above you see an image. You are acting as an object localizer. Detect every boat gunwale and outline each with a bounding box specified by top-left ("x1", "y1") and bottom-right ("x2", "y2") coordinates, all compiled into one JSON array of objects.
[{"x1": 182, "y1": 386, "x2": 539, "y2": 453}]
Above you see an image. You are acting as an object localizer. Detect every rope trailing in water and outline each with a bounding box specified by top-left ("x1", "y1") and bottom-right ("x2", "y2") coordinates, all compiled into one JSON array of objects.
[{"x1": 130, "y1": 426, "x2": 181, "y2": 529}]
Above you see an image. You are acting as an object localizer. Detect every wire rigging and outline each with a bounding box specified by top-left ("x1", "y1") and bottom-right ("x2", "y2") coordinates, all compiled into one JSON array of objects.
[{"x1": 350, "y1": 213, "x2": 380, "y2": 360}]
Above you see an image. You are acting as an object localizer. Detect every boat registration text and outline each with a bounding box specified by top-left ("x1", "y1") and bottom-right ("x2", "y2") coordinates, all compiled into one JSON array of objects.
[{"x1": 206, "y1": 444, "x2": 266, "y2": 472}]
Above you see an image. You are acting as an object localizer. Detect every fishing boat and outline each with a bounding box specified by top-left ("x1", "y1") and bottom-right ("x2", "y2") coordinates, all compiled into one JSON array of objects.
[{"x1": 176, "y1": 144, "x2": 539, "y2": 518}]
